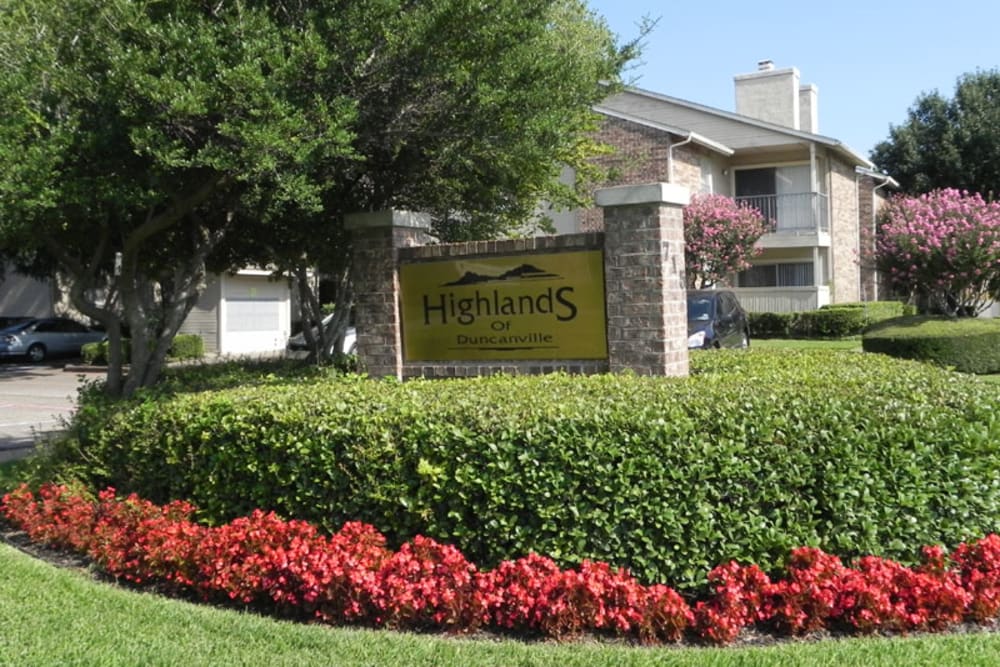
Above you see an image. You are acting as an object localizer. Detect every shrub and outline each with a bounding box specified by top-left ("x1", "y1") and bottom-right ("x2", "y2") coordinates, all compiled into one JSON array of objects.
[
  {"x1": 820, "y1": 301, "x2": 916, "y2": 324},
  {"x1": 48, "y1": 351, "x2": 1000, "y2": 593},
  {"x1": 81, "y1": 340, "x2": 130, "y2": 365},
  {"x1": 747, "y1": 312, "x2": 794, "y2": 338},
  {"x1": 81, "y1": 334, "x2": 203, "y2": 365},
  {"x1": 168, "y1": 334, "x2": 204, "y2": 361},
  {"x1": 863, "y1": 315, "x2": 1000, "y2": 374},
  {"x1": 749, "y1": 302, "x2": 916, "y2": 339},
  {"x1": 794, "y1": 308, "x2": 868, "y2": 338}
]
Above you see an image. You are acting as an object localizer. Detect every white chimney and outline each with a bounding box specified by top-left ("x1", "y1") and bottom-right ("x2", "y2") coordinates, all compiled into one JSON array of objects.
[
  {"x1": 799, "y1": 84, "x2": 819, "y2": 133},
  {"x1": 734, "y1": 61, "x2": 803, "y2": 130}
]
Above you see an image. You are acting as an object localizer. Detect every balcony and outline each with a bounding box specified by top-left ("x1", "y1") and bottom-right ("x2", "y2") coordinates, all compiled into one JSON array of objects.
[
  {"x1": 735, "y1": 192, "x2": 830, "y2": 248},
  {"x1": 731, "y1": 286, "x2": 831, "y2": 313}
]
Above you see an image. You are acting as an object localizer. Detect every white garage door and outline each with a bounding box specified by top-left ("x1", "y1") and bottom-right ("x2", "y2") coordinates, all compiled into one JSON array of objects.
[
  {"x1": 219, "y1": 275, "x2": 290, "y2": 355},
  {"x1": 226, "y1": 299, "x2": 281, "y2": 332}
]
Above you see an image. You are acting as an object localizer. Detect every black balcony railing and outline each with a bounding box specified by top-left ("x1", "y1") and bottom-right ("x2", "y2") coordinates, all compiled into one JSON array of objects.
[{"x1": 735, "y1": 192, "x2": 829, "y2": 234}]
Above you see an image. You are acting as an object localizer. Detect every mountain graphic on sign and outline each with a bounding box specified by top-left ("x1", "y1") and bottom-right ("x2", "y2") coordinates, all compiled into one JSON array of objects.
[{"x1": 443, "y1": 264, "x2": 560, "y2": 286}]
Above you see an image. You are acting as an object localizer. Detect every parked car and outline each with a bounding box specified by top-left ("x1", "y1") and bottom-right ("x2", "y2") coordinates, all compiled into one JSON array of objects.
[
  {"x1": 0, "y1": 317, "x2": 106, "y2": 362},
  {"x1": 687, "y1": 290, "x2": 750, "y2": 349},
  {"x1": 287, "y1": 313, "x2": 357, "y2": 356}
]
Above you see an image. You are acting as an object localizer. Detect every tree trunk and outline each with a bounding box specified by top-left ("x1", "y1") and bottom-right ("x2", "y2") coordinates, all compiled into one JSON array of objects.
[
  {"x1": 118, "y1": 211, "x2": 229, "y2": 398},
  {"x1": 292, "y1": 253, "x2": 353, "y2": 365}
]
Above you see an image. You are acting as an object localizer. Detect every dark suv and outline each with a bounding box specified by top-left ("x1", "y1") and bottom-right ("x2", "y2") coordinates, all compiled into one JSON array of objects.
[{"x1": 686, "y1": 290, "x2": 750, "y2": 349}]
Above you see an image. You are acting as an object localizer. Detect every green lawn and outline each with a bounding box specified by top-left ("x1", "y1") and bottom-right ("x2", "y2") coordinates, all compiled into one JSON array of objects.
[
  {"x1": 3, "y1": 542, "x2": 1000, "y2": 667},
  {"x1": 751, "y1": 338, "x2": 862, "y2": 352},
  {"x1": 750, "y1": 338, "x2": 1000, "y2": 383}
]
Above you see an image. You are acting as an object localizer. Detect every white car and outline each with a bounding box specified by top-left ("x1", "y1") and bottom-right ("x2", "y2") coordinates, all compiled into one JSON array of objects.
[{"x1": 287, "y1": 314, "x2": 356, "y2": 356}]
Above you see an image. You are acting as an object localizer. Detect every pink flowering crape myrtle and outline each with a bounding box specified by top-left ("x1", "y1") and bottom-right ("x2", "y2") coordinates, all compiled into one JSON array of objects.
[
  {"x1": 872, "y1": 188, "x2": 1000, "y2": 316},
  {"x1": 683, "y1": 194, "x2": 768, "y2": 289}
]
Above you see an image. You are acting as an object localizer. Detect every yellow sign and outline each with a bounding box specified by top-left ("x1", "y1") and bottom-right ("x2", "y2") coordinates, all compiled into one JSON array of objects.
[{"x1": 400, "y1": 250, "x2": 607, "y2": 361}]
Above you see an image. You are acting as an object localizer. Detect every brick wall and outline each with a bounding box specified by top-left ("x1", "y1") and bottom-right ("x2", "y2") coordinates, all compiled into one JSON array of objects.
[
  {"x1": 857, "y1": 175, "x2": 878, "y2": 301},
  {"x1": 347, "y1": 212, "x2": 434, "y2": 379},
  {"x1": 600, "y1": 191, "x2": 689, "y2": 377},
  {"x1": 348, "y1": 187, "x2": 690, "y2": 380},
  {"x1": 579, "y1": 116, "x2": 703, "y2": 232},
  {"x1": 829, "y1": 158, "x2": 860, "y2": 303},
  {"x1": 857, "y1": 175, "x2": 896, "y2": 301}
]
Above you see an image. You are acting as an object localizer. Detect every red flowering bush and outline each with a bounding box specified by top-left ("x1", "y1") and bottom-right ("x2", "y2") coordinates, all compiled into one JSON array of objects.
[
  {"x1": 478, "y1": 554, "x2": 691, "y2": 641},
  {"x1": 477, "y1": 552, "x2": 563, "y2": 633},
  {"x1": 87, "y1": 488, "x2": 200, "y2": 586},
  {"x1": 766, "y1": 547, "x2": 847, "y2": 634},
  {"x1": 953, "y1": 534, "x2": 1000, "y2": 621},
  {"x1": 693, "y1": 561, "x2": 772, "y2": 644},
  {"x1": 531, "y1": 561, "x2": 645, "y2": 638},
  {"x1": 373, "y1": 535, "x2": 481, "y2": 631},
  {"x1": 639, "y1": 584, "x2": 694, "y2": 644},
  {"x1": 125, "y1": 508, "x2": 205, "y2": 590},
  {"x1": 835, "y1": 552, "x2": 969, "y2": 633},
  {"x1": 683, "y1": 193, "x2": 768, "y2": 289},
  {"x1": 311, "y1": 521, "x2": 390, "y2": 624},
  {"x1": 4, "y1": 483, "x2": 1000, "y2": 646},
  {"x1": 194, "y1": 510, "x2": 329, "y2": 606},
  {"x1": 1, "y1": 484, "x2": 96, "y2": 551}
]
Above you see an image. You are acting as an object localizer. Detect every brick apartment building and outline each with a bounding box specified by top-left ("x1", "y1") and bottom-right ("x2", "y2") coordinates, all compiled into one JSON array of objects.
[{"x1": 551, "y1": 61, "x2": 897, "y2": 312}]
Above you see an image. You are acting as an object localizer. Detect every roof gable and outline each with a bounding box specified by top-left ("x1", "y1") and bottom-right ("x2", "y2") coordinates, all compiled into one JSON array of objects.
[
  {"x1": 593, "y1": 106, "x2": 734, "y2": 156},
  {"x1": 603, "y1": 87, "x2": 872, "y2": 168}
]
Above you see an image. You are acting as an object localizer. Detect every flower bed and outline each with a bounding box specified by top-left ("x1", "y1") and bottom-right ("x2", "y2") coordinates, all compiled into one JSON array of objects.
[
  {"x1": 4, "y1": 484, "x2": 1000, "y2": 646},
  {"x1": 58, "y1": 352, "x2": 1000, "y2": 592}
]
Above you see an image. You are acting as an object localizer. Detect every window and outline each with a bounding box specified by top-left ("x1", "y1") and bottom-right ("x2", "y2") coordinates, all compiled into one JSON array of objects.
[
  {"x1": 735, "y1": 168, "x2": 776, "y2": 197},
  {"x1": 735, "y1": 166, "x2": 811, "y2": 197},
  {"x1": 687, "y1": 297, "x2": 714, "y2": 321},
  {"x1": 737, "y1": 263, "x2": 814, "y2": 287},
  {"x1": 56, "y1": 320, "x2": 88, "y2": 333}
]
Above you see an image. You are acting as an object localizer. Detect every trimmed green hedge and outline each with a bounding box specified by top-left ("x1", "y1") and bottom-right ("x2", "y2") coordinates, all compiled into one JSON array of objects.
[
  {"x1": 747, "y1": 312, "x2": 795, "y2": 338},
  {"x1": 81, "y1": 334, "x2": 204, "y2": 365},
  {"x1": 750, "y1": 301, "x2": 916, "y2": 339},
  {"x1": 863, "y1": 316, "x2": 1000, "y2": 374},
  {"x1": 51, "y1": 351, "x2": 1000, "y2": 592},
  {"x1": 168, "y1": 334, "x2": 204, "y2": 361}
]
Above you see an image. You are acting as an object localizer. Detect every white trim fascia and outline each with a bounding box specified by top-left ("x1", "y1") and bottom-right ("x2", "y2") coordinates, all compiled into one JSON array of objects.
[
  {"x1": 617, "y1": 86, "x2": 874, "y2": 169},
  {"x1": 593, "y1": 106, "x2": 735, "y2": 156}
]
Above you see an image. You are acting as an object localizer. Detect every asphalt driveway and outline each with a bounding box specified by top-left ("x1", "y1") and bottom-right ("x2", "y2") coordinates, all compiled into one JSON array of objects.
[{"x1": 0, "y1": 361, "x2": 94, "y2": 463}]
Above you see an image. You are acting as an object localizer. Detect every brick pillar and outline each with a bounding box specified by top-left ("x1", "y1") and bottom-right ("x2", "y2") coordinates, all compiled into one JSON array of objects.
[
  {"x1": 597, "y1": 183, "x2": 690, "y2": 377},
  {"x1": 344, "y1": 210, "x2": 432, "y2": 379}
]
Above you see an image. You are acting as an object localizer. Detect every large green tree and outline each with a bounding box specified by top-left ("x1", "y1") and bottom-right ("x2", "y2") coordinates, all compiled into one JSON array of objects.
[
  {"x1": 0, "y1": 0, "x2": 639, "y2": 394},
  {"x1": 871, "y1": 70, "x2": 1000, "y2": 198}
]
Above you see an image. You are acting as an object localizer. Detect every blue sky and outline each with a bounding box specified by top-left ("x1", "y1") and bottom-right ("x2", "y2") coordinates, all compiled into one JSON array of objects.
[{"x1": 585, "y1": 0, "x2": 1000, "y2": 159}]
